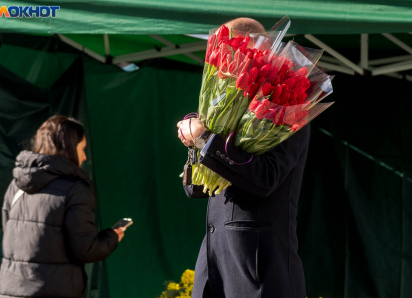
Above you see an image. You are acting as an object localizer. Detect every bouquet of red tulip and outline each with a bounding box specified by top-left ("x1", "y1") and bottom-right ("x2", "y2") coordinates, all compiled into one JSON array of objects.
[
  {"x1": 235, "y1": 42, "x2": 334, "y2": 154},
  {"x1": 185, "y1": 17, "x2": 334, "y2": 195}
]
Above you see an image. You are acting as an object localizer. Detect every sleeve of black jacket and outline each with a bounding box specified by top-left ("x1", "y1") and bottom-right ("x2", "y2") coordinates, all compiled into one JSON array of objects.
[
  {"x1": 64, "y1": 181, "x2": 118, "y2": 263},
  {"x1": 199, "y1": 129, "x2": 309, "y2": 197}
]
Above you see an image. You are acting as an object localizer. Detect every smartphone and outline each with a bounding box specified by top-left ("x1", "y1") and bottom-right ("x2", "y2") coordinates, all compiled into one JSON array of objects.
[{"x1": 112, "y1": 218, "x2": 133, "y2": 230}]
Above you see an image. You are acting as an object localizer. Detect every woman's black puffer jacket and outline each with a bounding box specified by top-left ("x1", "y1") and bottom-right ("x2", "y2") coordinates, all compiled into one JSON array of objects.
[{"x1": 0, "y1": 151, "x2": 118, "y2": 298}]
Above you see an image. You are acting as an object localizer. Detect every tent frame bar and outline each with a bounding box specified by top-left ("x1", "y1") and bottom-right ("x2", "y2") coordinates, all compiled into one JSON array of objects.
[
  {"x1": 369, "y1": 55, "x2": 412, "y2": 66},
  {"x1": 113, "y1": 41, "x2": 207, "y2": 63},
  {"x1": 104, "y1": 34, "x2": 110, "y2": 56},
  {"x1": 57, "y1": 34, "x2": 105, "y2": 63},
  {"x1": 150, "y1": 35, "x2": 203, "y2": 64},
  {"x1": 317, "y1": 61, "x2": 355, "y2": 75},
  {"x1": 305, "y1": 34, "x2": 364, "y2": 75},
  {"x1": 361, "y1": 34, "x2": 368, "y2": 69},
  {"x1": 56, "y1": 32, "x2": 412, "y2": 81},
  {"x1": 372, "y1": 59, "x2": 412, "y2": 76},
  {"x1": 382, "y1": 33, "x2": 412, "y2": 55}
]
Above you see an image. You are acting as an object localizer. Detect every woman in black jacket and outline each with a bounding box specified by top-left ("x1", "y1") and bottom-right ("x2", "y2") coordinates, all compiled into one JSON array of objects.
[{"x1": 0, "y1": 115, "x2": 124, "y2": 298}]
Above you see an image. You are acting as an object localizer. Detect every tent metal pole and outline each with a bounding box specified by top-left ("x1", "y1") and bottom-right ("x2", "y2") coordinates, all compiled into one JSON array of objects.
[
  {"x1": 368, "y1": 55, "x2": 412, "y2": 66},
  {"x1": 113, "y1": 41, "x2": 207, "y2": 63},
  {"x1": 305, "y1": 34, "x2": 364, "y2": 75},
  {"x1": 317, "y1": 61, "x2": 355, "y2": 75},
  {"x1": 57, "y1": 34, "x2": 105, "y2": 63},
  {"x1": 382, "y1": 33, "x2": 412, "y2": 55},
  {"x1": 384, "y1": 72, "x2": 412, "y2": 82},
  {"x1": 104, "y1": 34, "x2": 110, "y2": 57},
  {"x1": 361, "y1": 34, "x2": 368, "y2": 69},
  {"x1": 368, "y1": 66, "x2": 412, "y2": 82},
  {"x1": 183, "y1": 52, "x2": 204, "y2": 64},
  {"x1": 320, "y1": 56, "x2": 344, "y2": 65},
  {"x1": 372, "y1": 59, "x2": 412, "y2": 76},
  {"x1": 150, "y1": 35, "x2": 203, "y2": 64}
]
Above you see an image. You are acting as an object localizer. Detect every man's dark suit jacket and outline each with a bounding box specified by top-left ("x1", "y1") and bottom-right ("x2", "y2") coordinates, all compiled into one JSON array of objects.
[{"x1": 184, "y1": 124, "x2": 310, "y2": 298}]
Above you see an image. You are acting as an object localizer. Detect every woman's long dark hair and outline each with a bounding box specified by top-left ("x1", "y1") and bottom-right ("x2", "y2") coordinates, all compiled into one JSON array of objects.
[{"x1": 31, "y1": 115, "x2": 85, "y2": 165}]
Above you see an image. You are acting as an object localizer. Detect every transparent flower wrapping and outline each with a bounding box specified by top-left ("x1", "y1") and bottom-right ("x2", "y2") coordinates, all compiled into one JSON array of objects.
[{"x1": 188, "y1": 17, "x2": 334, "y2": 195}]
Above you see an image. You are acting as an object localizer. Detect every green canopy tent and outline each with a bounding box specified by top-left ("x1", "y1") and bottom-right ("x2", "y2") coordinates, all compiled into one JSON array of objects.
[
  {"x1": 3, "y1": 0, "x2": 412, "y2": 75},
  {"x1": 1, "y1": 1, "x2": 412, "y2": 298}
]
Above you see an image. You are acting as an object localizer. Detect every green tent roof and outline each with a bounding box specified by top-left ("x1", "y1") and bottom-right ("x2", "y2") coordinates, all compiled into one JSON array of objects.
[{"x1": 1, "y1": 0, "x2": 412, "y2": 35}]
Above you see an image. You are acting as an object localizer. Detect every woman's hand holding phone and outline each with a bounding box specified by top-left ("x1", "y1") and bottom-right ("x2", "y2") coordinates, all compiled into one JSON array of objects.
[
  {"x1": 112, "y1": 218, "x2": 133, "y2": 242},
  {"x1": 113, "y1": 227, "x2": 125, "y2": 242}
]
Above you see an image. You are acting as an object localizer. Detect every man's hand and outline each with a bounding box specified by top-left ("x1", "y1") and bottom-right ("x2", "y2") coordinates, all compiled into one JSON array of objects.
[{"x1": 177, "y1": 118, "x2": 207, "y2": 147}]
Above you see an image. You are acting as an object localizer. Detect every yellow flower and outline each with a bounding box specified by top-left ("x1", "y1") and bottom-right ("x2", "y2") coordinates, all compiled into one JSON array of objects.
[
  {"x1": 180, "y1": 269, "x2": 195, "y2": 285},
  {"x1": 167, "y1": 282, "x2": 180, "y2": 291}
]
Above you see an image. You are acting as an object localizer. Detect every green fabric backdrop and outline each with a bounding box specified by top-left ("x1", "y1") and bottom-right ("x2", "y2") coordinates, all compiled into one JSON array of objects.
[
  {"x1": 1, "y1": 34, "x2": 411, "y2": 298},
  {"x1": 1, "y1": 0, "x2": 412, "y2": 34},
  {"x1": 83, "y1": 55, "x2": 207, "y2": 297},
  {"x1": 298, "y1": 73, "x2": 412, "y2": 297}
]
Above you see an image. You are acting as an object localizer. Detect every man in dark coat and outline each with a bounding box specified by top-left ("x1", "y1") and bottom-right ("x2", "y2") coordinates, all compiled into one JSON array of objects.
[
  {"x1": 0, "y1": 151, "x2": 119, "y2": 297},
  {"x1": 177, "y1": 18, "x2": 309, "y2": 298}
]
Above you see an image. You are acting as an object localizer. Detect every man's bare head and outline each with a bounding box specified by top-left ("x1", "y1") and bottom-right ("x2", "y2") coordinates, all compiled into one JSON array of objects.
[{"x1": 225, "y1": 18, "x2": 266, "y2": 34}]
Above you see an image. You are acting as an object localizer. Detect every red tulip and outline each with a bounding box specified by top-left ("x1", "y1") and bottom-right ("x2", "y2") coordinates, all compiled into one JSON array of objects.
[
  {"x1": 236, "y1": 72, "x2": 249, "y2": 90},
  {"x1": 228, "y1": 35, "x2": 243, "y2": 50},
  {"x1": 238, "y1": 36, "x2": 250, "y2": 53},
  {"x1": 303, "y1": 80, "x2": 311, "y2": 91},
  {"x1": 279, "y1": 63, "x2": 291, "y2": 76},
  {"x1": 249, "y1": 67, "x2": 258, "y2": 85},
  {"x1": 209, "y1": 49, "x2": 219, "y2": 67},
  {"x1": 290, "y1": 119, "x2": 307, "y2": 131},
  {"x1": 218, "y1": 61, "x2": 228, "y2": 79},
  {"x1": 262, "y1": 82, "x2": 272, "y2": 96},
  {"x1": 228, "y1": 60, "x2": 238, "y2": 74},
  {"x1": 236, "y1": 62, "x2": 246, "y2": 76},
  {"x1": 267, "y1": 68, "x2": 279, "y2": 85},
  {"x1": 244, "y1": 51, "x2": 253, "y2": 61},
  {"x1": 241, "y1": 59, "x2": 252, "y2": 74},
  {"x1": 244, "y1": 85, "x2": 251, "y2": 97},
  {"x1": 217, "y1": 25, "x2": 230, "y2": 45},
  {"x1": 289, "y1": 91, "x2": 297, "y2": 103},
  {"x1": 284, "y1": 70, "x2": 296, "y2": 79},
  {"x1": 256, "y1": 77, "x2": 265, "y2": 89},
  {"x1": 219, "y1": 53, "x2": 229, "y2": 69},
  {"x1": 297, "y1": 92, "x2": 307, "y2": 103},
  {"x1": 258, "y1": 64, "x2": 271, "y2": 79},
  {"x1": 293, "y1": 83, "x2": 304, "y2": 95},
  {"x1": 296, "y1": 67, "x2": 308, "y2": 77},
  {"x1": 206, "y1": 34, "x2": 217, "y2": 63},
  {"x1": 253, "y1": 51, "x2": 262, "y2": 60},
  {"x1": 248, "y1": 83, "x2": 259, "y2": 99},
  {"x1": 269, "y1": 66, "x2": 278, "y2": 78},
  {"x1": 273, "y1": 108, "x2": 286, "y2": 125},
  {"x1": 255, "y1": 101, "x2": 272, "y2": 119},
  {"x1": 272, "y1": 76, "x2": 281, "y2": 86},
  {"x1": 234, "y1": 49, "x2": 242, "y2": 63},
  {"x1": 218, "y1": 69, "x2": 227, "y2": 79},
  {"x1": 279, "y1": 90, "x2": 290, "y2": 105},
  {"x1": 282, "y1": 78, "x2": 296, "y2": 89},
  {"x1": 269, "y1": 55, "x2": 278, "y2": 65},
  {"x1": 249, "y1": 99, "x2": 260, "y2": 112},
  {"x1": 264, "y1": 108, "x2": 279, "y2": 120},
  {"x1": 271, "y1": 84, "x2": 283, "y2": 100},
  {"x1": 295, "y1": 110, "x2": 309, "y2": 122},
  {"x1": 284, "y1": 112, "x2": 296, "y2": 125}
]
